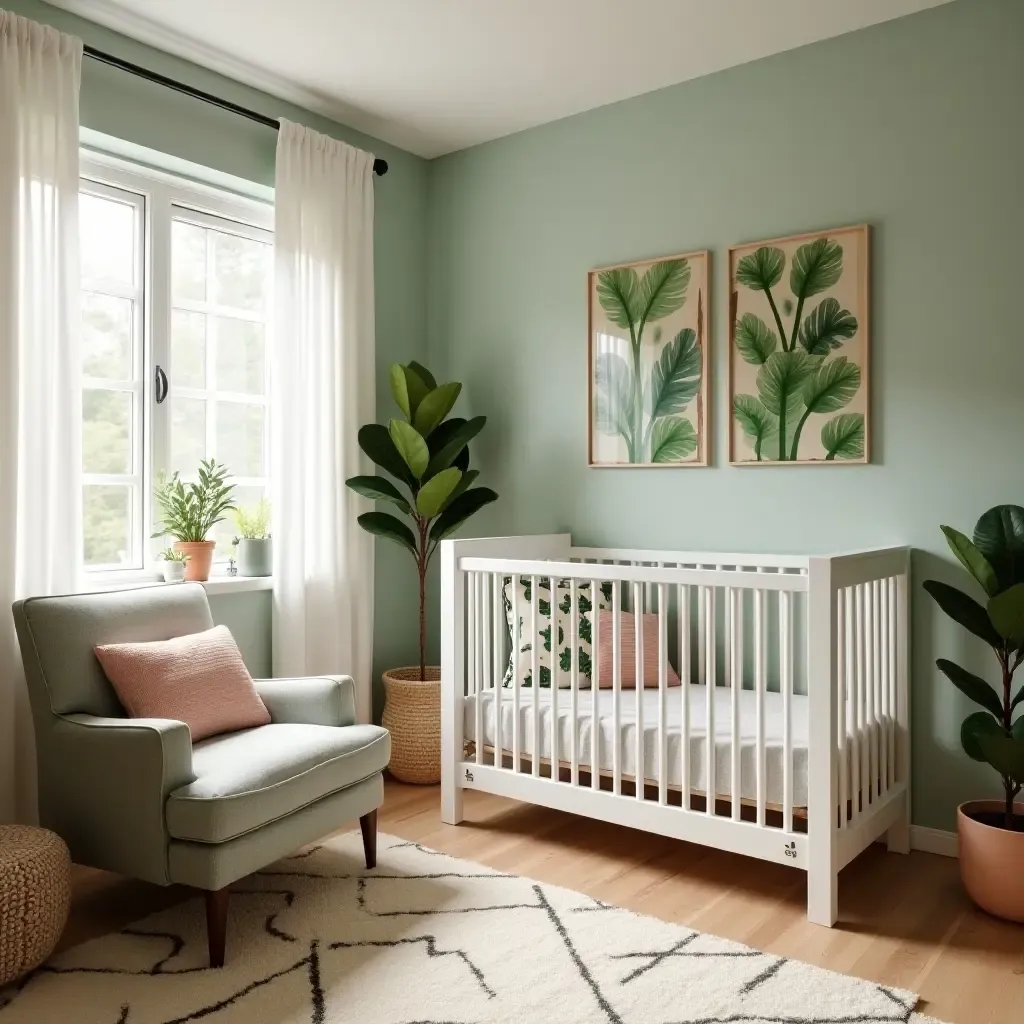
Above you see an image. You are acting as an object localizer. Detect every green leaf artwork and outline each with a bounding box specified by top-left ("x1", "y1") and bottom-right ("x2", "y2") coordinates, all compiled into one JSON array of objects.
[
  {"x1": 591, "y1": 254, "x2": 706, "y2": 465},
  {"x1": 730, "y1": 227, "x2": 867, "y2": 462}
]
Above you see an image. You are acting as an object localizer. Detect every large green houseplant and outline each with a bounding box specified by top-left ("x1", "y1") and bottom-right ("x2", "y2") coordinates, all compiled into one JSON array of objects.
[
  {"x1": 924, "y1": 504, "x2": 1024, "y2": 921},
  {"x1": 346, "y1": 362, "x2": 497, "y2": 783}
]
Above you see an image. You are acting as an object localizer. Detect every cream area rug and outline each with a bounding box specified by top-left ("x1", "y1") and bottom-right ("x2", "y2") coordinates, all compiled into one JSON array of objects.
[{"x1": 0, "y1": 832, "x2": 945, "y2": 1024}]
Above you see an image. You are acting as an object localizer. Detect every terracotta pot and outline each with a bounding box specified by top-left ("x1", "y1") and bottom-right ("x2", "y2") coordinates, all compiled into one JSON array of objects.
[
  {"x1": 957, "y1": 800, "x2": 1024, "y2": 922},
  {"x1": 173, "y1": 541, "x2": 216, "y2": 582},
  {"x1": 381, "y1": 667, "x2": 440, "y2": 784}
]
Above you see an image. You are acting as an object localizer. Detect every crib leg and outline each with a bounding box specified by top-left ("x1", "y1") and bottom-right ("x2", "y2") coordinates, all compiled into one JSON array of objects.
[
  {"x1": 807, "y1": 863, "x2": 838, "y2": 927},
  {"x1": 886, "y1": 794, "x2": 911, "y2": 854},
  {"x1": 441, "y1": 771, "x2": 464, "y2": 825}
]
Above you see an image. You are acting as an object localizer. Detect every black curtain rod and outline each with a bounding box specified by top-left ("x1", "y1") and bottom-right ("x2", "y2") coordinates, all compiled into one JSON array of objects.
[{"x1": 83, "y1": 44, "x2": 389, "y2": 176}]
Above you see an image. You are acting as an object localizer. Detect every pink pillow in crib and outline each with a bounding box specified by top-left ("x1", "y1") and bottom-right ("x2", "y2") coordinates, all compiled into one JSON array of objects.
[
  {"x1": 94, "y1": 625, "x2": 270, "y2": 741},
  {"x1": 596, "y1": 610, "x2": 681, "y2": 688}
]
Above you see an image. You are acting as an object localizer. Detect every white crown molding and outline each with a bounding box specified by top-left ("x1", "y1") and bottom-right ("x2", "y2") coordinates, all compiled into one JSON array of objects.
[
  {"x1": 910, "y1": 825, "x2": 958, "y2": 858},
  {"x1": 47, "y1": 0, "x2": 435, "y2": 158}
]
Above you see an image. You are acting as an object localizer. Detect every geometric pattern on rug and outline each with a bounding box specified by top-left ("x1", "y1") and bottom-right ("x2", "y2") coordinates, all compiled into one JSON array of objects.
[{"x1": 0, "y1": 832, "x2": 947, "y2": 1024}]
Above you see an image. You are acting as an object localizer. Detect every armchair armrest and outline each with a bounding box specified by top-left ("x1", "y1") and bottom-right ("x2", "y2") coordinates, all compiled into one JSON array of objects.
[
  {"x1": 42, "y1": 715, "x2": 194, "y2": 885},
  {"x1": 254, "y1": 675, "x2": 356, "y2": 727}
]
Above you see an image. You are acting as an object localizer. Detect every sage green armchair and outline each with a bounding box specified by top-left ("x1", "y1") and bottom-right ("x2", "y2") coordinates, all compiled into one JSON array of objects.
[{"x1": 12, "y1": 584, "x2": 390, "y2": 967}]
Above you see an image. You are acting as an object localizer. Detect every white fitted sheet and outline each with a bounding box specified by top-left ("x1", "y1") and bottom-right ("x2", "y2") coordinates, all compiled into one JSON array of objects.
[{"x1": 464, "y1": 684, "x2": 811, "y2": 808}]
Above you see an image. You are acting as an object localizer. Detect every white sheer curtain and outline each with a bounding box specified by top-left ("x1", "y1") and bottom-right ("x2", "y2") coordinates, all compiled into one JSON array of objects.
[
  {"x1": 0, "y1": 12, "x2": 83, "y2": 823},
  {"x1": 272, "y1": 120, "x2": 376, "y2": 722}
]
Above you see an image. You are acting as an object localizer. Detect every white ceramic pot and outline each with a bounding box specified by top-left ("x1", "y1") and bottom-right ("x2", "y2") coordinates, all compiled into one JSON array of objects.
[{"x1": 161, "y1": 561, "x2": 187, "y2": 583}]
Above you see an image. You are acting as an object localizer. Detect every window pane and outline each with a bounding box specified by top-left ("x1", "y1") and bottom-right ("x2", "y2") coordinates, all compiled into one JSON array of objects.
[
  {"x1": 82, "y1": 293, "x2": 132, "y2": 380},
  {"x1": 172, "y1": 220, "x2": 206, "y2": 302},
  {"x1": 212, "y1": 231, "x2": 268, "y2": 312},
  {"x1": 83, "y1": 389, "x2": 132, "y2": 474},
  {"x1": 80, "y1": 193, "x2": 135, "y2": 287},
  {"x1": 171, "y1": 310, "x2": 206, "y2": 388},
  {"x1": 171, "y1": 397, "x2": 207, "y2": 473},
  {"x1": 217, "y1": 402, "x2": 264, "y2": 477},
  {"x1": 217, "y1": 317, "x2": 264, "y2": 394},
  {"x1": 83, "y1": 485, "x2": 132, "y2": 567}
]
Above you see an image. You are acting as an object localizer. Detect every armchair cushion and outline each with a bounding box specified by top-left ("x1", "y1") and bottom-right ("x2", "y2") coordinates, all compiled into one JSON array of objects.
[{"x1": 165, "y1": 723, "x2": 390, "y2": 843}]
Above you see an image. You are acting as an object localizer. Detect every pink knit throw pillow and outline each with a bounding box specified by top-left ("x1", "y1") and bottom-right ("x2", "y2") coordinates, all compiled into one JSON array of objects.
[
  {"x1": 94, "y1": 625, "x2": 270, "y2": 741},
  {"x1": 596, "y1": 610, "x2": 681, "y2": 688}
]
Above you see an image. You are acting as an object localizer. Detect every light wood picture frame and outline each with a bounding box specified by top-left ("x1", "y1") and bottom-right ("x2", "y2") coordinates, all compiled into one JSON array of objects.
[
  {"x1": 588, "y1": 249, "x2": 710, "y2": 468},
  {"x1": 728, "y1": 224, "x2": 870, "y2": 465}
]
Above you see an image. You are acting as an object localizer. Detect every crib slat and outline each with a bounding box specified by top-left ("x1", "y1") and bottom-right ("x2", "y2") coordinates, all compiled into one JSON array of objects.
[
  {"x1": 531, "y1": 575, "x2": 540, "y2": 778},
  {"x1": 729, "y1": 587, "x2": 740, "y2": 821},
  {"x1": 571, "y1": 582, "x2": 580, "y2": 787},
  {"x1": 634, "y1": 582, "x2": 645, "y2": 802},
  {"x1": 781, "y1": 590, "x2": 793, "y2": 833},
  {"x1": 550, "y1": 576, "x2": 559, "y2": 782},
  {"x1": 591, "y1": 579, "x2": 601, "y2": 792},
  {"x1": 837, "y1": 588, "x2": 847, "y2": 828},
  {"x1": 884, "y1": 577, "x2": 892, "y2": 790},
  {"x1": 680, "y1": 583, "x2": 691, "y2": 811},
  {"x1": 865, "y1": 581, "x2": 875, "y2": 806},
  {"x1": 755, "y1": 583, "x2": 766, "y2": 827},
  {"x1": 878, "y1": 578, "x2": 888, "y2": 796},
  {"x1": 612, "y1": 581, "x2": 622, "y2": 795},
  {"x1": 658, "y1": 583, "x2": 668, "y2": 806},
  {"x1": 493, "y1": 573, "x2": 502, "y2": 769},
  {"x1": 704, "y1": 584, "x2": 715, "y2": 817},
  {"x1": 857, "y1": 583, "x2": 868, "y2": 821},
  {"x1": 511, "y1": 575, "x2": 521, "y2": 773},
  {"x1": 475, "y1": 573, "x2": 484, "y2": 765}
]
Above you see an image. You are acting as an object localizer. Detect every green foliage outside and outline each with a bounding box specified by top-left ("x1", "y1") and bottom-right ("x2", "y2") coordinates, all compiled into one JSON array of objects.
[{"x1": 924, "y1": 505, "x2": 1024, "y2": 828}]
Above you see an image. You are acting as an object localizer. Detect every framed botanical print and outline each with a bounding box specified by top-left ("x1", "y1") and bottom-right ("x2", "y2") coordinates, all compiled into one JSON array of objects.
[
  {"x1": 729, "y1": 224, "x2": 870, "y2": 465},
  {"x1": 588, "y1": 250, "x2": 709, "y2": 467}
]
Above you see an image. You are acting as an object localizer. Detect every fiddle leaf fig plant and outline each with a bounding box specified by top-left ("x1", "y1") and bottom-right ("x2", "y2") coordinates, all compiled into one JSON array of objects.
[
  {"x1": 924, "y1": 505, "x2": 1024, "y2": 828},
  {"x1": 346, "y1": 361, "x2": 498, "y2": 679}
]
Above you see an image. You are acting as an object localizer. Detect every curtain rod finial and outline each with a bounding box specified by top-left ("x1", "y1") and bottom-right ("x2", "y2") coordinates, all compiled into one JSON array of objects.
[{"x1": 373, "y1": 158, "x2": 388, "y2": 176}]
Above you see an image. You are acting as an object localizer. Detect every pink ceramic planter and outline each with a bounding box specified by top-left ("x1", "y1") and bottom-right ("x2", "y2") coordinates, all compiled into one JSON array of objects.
[{"x1": 957, "y1": 800, "x2": 1024, "y2": 922}]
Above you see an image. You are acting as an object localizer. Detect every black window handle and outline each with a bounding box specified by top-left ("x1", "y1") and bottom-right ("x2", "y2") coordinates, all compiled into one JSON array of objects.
[{"x1": 155, "y1": 365, "x2": 168, "y2": 404}]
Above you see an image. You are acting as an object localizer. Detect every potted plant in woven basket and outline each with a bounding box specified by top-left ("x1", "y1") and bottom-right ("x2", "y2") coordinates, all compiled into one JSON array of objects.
[
  {"x1": 924, "y1": 504, "x2": 1024, "y2": 921},
  {"x1": 347, "y1": 361, "x2": 497, "y2": 783},
  {"x1": 153, "y1": 459, "x2": 236, "y2": 582}
]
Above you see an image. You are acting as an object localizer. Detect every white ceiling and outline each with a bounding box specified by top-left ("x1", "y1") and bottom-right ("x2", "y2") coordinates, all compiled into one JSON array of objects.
[{"x1": 52, "y1": 0, "x2": 954, "y2": 159}]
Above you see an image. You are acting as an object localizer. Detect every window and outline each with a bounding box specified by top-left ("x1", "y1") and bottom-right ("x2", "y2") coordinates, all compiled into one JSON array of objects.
[{"x1": 79, "y1": 158, "x2": 273, "y2": 573}]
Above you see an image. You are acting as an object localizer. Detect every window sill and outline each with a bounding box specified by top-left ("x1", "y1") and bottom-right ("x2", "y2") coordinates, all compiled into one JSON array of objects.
[{"x1": 85, "y1": 574, "x2": 272, "y2": 596}]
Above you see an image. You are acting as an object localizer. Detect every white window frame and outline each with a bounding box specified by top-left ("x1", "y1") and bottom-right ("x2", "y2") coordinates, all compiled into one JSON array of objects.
[{"x1": 80, "y1": 153, "x2": 274, "y2": 584}]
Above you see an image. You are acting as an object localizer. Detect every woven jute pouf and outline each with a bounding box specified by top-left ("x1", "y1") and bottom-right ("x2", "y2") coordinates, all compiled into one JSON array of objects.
[
  {"x1": 381, "y1": 667, "x2": 441, "y2": 784},
  {"x1": 0, "y1": 825, "x2": 70, "y2": 985}
]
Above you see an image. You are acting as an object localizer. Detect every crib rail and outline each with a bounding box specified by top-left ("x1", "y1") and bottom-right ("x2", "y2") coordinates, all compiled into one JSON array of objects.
[{"x1": 440, "y1": 535, "x2": 910, "y2": 912}]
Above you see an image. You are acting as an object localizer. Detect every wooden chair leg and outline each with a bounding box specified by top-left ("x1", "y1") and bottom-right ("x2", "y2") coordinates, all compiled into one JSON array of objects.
[
  {"x1": 359, "y1": 808, "x2": 378, "y2": 869},
  {"x1": 205, "y1": 888, "x2": 229, "y2": 968}
]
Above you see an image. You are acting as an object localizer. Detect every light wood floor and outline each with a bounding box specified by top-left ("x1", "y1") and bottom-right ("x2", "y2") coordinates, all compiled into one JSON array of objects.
[{"x1": 64, "y1": 780, "x2": 1023, "y2": 1024}]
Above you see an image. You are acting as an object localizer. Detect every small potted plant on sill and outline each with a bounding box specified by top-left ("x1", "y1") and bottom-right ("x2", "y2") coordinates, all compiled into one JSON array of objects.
[
  {"x1": 158, "y1": 547, "x2": 189, "y2": 583},
  {"x1": 232, "y1": 498, "x2": 272, "y2": 577},
  {"x1": 153, "y1": 459, "x2": 236, "y2": 583},
  {"x1": 924, "y1": 504, "x2": 1024, "y2": 922},
  {"x1": 347, "y1": 361, "x2": 497, "y2": 784}
]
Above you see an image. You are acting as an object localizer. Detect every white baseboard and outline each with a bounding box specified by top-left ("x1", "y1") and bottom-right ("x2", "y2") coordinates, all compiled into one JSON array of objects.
[{"x1": 910, "y1": 825, "x2": 958, "y2": 858}]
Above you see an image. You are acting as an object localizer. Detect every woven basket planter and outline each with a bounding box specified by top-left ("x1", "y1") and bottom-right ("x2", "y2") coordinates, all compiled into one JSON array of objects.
[
  {"x1": 0, "y1": 825, "x2": 70, "y2": 984},
  {"x1": 382, "y1": 666, "x2": 441, "y2": 784}
]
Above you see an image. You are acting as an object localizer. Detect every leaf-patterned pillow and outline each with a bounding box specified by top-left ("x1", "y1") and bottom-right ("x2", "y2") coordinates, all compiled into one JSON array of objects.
[{"x1": 502, "y1": 576, "x2": 613, "y2": 688}]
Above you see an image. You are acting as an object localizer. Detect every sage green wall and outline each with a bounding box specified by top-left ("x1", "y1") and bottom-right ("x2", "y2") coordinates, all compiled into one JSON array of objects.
[
  {"x1": 9, "y1": 1, "x2": 430, "y2": 710},
  {"x1": 427, "y1": 0, "x2": 1024, "y2": 831}
]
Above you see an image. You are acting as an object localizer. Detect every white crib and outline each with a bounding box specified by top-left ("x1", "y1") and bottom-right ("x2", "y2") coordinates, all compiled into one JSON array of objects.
[{"x1": 439, "y1": 535, "x2": 911, "y2": 926}]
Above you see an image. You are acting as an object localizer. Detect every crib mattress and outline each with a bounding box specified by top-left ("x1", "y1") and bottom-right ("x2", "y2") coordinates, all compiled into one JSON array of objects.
[{"x1": 464, "y1": 684, "x2": 811, "y2": 808}]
